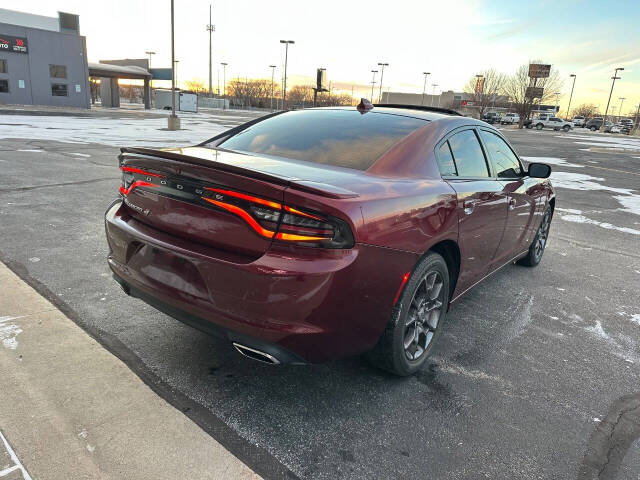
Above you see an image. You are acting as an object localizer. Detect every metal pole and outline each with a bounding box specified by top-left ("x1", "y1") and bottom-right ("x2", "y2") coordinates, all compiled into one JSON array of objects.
[
  {"x1": 280, "y1": 41, "x2": 294, "y2": 109},
  {"x1": 269, "y1": 65, "x2": 276, "y2": 111},
  {"x1": 207, "y1": 4, "x2": 214, "y2": 96},
  {"x1": 377, "y1": 62, "x2": 388, "y2": 103},
  {"x1": 145, "y1": 51, "x2": 155, "y2": 89},
  {"x1": 602, "y1": 67, "x2": 623, "y2": 131},
  {"x1": 370, "y1": 70, "x2": 377, "y2": 100},
  {"x1": 220, "y1": 62, "x2": 227, "y2": 110},
  {"x1": 634, "y1": 103, "x2": 640, "y2": 135},
  {"x1": 421, "y1": 72, "x2": 429, "y2": 106},
  {"x1": 619, "y1": 97, "x2": 626, "y2": 120},
  {"x1": 170, "y1": 0, "x2": 176, "y2": 119},
  {"x1": 566, "y1": 74, "x2": 576, "y2": 119},
  {"x1": 431, "y1": 84, "x2": 437, "y2": 107}
]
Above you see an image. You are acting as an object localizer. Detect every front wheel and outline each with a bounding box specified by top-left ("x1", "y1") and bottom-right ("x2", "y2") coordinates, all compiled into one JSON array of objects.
[
  {"x1": 590, "y1": 126, "x2": 597, "y2": 131},
  {"x1": 536, "y1": 123, "x2": 544, "y2": 130},
  {"x1": 367, "y1": 252, "x2": 450, "y2": 376},
  {"x1": 563, "y1": 125, "x2": 570, "y2": 132},
  {"x1": 518, "y1": 206, "x2": 552, "y2": 267}
]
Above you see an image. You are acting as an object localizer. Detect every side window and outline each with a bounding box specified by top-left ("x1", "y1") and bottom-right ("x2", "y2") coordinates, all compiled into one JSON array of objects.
[
  {"x1": 479, "y1": 130, "x2": 523, "y2": 178},
  {"x1": 436, "y1": 141, "x2": 457, "y2": 176},
  {"x1": 51, "y1": 83, "x2": 68, "y2": 96},
  {"x1": 447, "y1": 129, "x2": 490, "y2": 177},
  {"x1": 49, "y1": 65, "x2": 67, "y2": 79},
  {"x1": 0, "y1": 79, "x2": 8, "y2": 93},
  {"x1": 0, "y1": 59, "x2": 7, "y2": 74}
]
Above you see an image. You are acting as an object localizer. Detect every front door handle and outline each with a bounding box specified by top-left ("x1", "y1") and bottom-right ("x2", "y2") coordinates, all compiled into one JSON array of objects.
[
  {"x1": 508, "y1": 198, "x2": 517, "y2": 210},
  {"x1": 463, "y1": 199, "x2": 478, "y2": 214}
]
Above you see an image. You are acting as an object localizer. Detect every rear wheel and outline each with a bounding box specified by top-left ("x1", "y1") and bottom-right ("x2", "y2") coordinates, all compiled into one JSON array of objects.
[
  {"x1": 536, "y1": 123, "x2": 544, "y2": 130},
  {"x1": 367, "y1": 252, "x2": 450, "y2": 376},
  {"x1": 518, "y1": 206, "x2": 552, "y2": 267},
  {"x1": 562, "y1": 125, "x2": 570, "y2": 132}
]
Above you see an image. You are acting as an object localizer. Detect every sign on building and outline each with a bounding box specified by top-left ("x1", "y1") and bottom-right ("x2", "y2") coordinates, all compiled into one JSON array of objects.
[
  {"x1": 528, "y1": 64, "x2": 550, "y2": 78},
  {"x1": 0, "y1": 34, "x2": 29, "y2": 54}
]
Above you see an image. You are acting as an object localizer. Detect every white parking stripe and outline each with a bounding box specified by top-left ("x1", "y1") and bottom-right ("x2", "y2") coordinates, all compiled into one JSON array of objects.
[{"x1": 0, "y1": 431, "x2": 32, "y2": 480}]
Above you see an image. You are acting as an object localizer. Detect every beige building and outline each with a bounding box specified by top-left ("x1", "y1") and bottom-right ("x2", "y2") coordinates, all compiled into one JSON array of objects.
[{"x1": 380, "y1": 90, "x2": 511, "y2": 118}]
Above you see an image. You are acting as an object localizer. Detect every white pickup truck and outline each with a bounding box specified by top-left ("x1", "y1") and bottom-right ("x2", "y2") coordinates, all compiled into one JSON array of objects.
[{"x1": 531, "y1": 114, "x2": 573, "y2": 132}]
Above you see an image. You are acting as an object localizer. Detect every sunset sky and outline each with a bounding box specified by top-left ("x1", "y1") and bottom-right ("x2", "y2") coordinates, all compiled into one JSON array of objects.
[{"x1": 9, "y1": 0, "x2": 640, "y2": 115}]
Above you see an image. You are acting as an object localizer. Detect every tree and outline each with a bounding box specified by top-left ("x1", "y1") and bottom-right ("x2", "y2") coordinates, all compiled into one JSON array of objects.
[
  {"x1": 184, "y1": 78, "x2": 206, "y2": 93},
  {"x1": 571, "y1": 103, "x2": 599, "y2": 119},
  {"x1": 503, "y1": 61, "x2": 564, "y2": 128},
  {"x1": 287, "y1": 85, "x2": 314, "y2": 105},
  {"x1": 463, "y1": 69, "x2": 507, "y2": 118},
  {"x1": 227, "y1": 79, "x2": 274, "y2": 108}
]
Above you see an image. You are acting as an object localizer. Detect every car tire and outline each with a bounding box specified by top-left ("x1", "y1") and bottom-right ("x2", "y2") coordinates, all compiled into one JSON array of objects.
[
  {"x1": 517, "y1": 205, "x2": 552, "y2": 267},
  {"x1": 536, "y1": 123, "x2": 544, "y2": 130},
  {"x1": 562, "y1": 125, "x2": 570, "y2": 132},
  {"x1": 367, "y1": 252, "x2": 450, "y2": 376},
  {"x1": 590, "y1": 126, "x2": 597, "y2": 131}
]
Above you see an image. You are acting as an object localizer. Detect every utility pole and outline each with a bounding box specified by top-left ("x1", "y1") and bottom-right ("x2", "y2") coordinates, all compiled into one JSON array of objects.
[
  {"x1": 566, "y1": 74, "x2": 576, "y2": 119},
  {"x1": 377, "y1": 62, "x2": 388, "y2": 103},
  {"x1": 269, "y1": 64, "x2": 276, "y2": 111},
  {"x1": 618, "y1": 97, "x2": 626, "y2": 120},
  {"x1": 370, "y1": 70, "x2": 378, "y2": 100},
  {"x1": 421, "y1": 72, "x2": 430, "y2": 106},
  {"x1": 601, "y1": 67, "x2": 624, "y2": 131},
  {"x1": 168, "y1": 0, "x2": 179, "y2": 130},
  {"x1": 634, "y1": 103, "x2": 640, "y2": 135},
  {"x1": 145, "y1": 51, "x2": 155, "y2": 89},
  {"x1": 279, "y1": 40, "x2": 294, "y2": 109},
  {"x1": 554, "y1": 92, "x2": 560, "y2": 111},
  {"x1": 220, "y1": 62, "x2": 227, "y2": 110},
  {"x1": 431, "y1": 84, "x2": 437, "y2": 107},
  {"x1": 206, "y1": 4, "x2": 215, "y2": 97}
]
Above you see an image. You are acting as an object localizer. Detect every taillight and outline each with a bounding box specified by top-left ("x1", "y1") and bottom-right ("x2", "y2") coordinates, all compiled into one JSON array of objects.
[
  {"x1": 201, "y1": 187, "x2": 354, "y2": 249},
  {"x1": 119, "y1": 166, "x2": 164, "y2": 196}
]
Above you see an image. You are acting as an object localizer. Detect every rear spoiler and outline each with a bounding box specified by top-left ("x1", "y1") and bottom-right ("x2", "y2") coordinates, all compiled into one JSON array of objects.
[{"x1": 119, "y1": 146, "x2": 359, "y2": 199}]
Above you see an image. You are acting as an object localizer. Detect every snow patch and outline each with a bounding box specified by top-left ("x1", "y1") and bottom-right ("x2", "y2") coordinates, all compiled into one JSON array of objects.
[
  {"x1": 17, "y1": 149, "x2": 44, "y2": 153},
  {"x1": 614, "y1": 194, "x2": 640, "y2": 216},
  {"x1": 560, "y1": 213, "x2": 640, "y2": 235},
  {"x1": 550, "y1": 172, "x2": 634, "y2": 195},
  {"x1": 69, "y1": 152, "x2": 91, "y2": 157},
  {"x1": 0, "y1": 315, "x2": 25, "y2": 350},
  {"x1": 556, "y1": 208, "x2": 582, "y2": 214},
  {"x1": 629, "y1": 314, "x2": 640, "y2": 326},
  {"x1": 521, "y1": 156, "x2": 583, "y2": 168}
]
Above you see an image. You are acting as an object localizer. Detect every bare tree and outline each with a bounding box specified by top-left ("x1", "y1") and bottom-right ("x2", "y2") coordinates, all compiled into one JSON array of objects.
[
  {"x1": 503, "y1": 61, "x2": 564, "y2": 128},
  {"x1": 227, "y1": 79, "x2": 274, "y2": 108},
  {"x1": 571, "y1": 103, "x2": 599, "y2": 119},
  {"x1": 287, "y1": 85, "x2": 314, "y2": 105},
  {"x1": 184, "y1": 78, "x2": 206, "y2": 93},
  {"x1": 463, "y1": 69, "x2": 507, "y2": 118}
]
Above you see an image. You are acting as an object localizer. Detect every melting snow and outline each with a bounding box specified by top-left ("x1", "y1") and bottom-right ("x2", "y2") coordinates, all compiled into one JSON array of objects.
[
  {"x1": 521, "y1": 156, "x2": 583, "y2": 168},
  {"x1": 0, "y1": 315, "x2": 24, "y2": 350},
  {"x1": 614, "y1": 194, "x2": 640, "y2": 216},
  {"x1": 560, "y1": 213, "x2": 640, "y2": 235},
  {"x1": 549, "y1": 172, "x2": 634, "y2": 195}
]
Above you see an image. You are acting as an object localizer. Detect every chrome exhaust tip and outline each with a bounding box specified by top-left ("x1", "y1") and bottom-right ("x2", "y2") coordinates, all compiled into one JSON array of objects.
[{"x1": 232, "y1": 343, "x2": 280, "y2": 365}]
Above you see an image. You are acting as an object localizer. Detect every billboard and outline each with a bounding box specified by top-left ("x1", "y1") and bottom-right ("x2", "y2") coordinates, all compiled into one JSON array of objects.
[
  {"x1": 474, "y1": 76, "x2": 485, "y2": 94},
  {"x1": 0, "y1": 34, "x2": 28, "y2": 54},
  {"x1": 316, "y1": 68, "x2": 327, "y2": 91},
  {"x1": 526, "y1": 86, "x2": 544, "y2": 99},
  {"x1": 528, "y1": 64, "x2": 551, "y2": 78}
]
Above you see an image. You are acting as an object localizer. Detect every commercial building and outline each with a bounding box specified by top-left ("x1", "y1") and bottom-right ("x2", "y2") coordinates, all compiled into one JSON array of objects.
[
  {"x1": 0, "y1": 8, "x2": 90, "y2": 108},
  {"x1": 380, "y1": 90, "x2": 511, "y2": 117}
]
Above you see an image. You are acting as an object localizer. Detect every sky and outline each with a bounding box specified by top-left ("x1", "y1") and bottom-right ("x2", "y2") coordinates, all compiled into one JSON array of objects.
[{"x1": 8, "y1": 0, "x2": 640, "y2": 115}]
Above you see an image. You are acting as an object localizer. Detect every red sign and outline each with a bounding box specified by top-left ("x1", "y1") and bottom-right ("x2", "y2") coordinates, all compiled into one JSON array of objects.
[{"x1": 0, "y1": 34, "x2": 29, "y2": 54}]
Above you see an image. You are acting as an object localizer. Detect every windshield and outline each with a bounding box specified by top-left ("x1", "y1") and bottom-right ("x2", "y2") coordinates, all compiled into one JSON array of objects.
[{"x1": 216, "y1": 109, "x2": 428, "y2": 170}]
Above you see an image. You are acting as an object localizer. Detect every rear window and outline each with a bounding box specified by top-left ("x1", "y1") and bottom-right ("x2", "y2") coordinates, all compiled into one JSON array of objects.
[{"x1": 216, "y1": 109, "x2": 427, "y2": 170}]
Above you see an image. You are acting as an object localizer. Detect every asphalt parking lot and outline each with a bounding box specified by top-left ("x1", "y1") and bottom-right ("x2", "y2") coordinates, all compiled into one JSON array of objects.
[{"x1": 1, "y1": 113, "x2": 639, "y2": 479}]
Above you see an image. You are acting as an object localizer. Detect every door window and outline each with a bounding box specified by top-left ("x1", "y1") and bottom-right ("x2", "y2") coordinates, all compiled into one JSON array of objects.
[
  {"x1": 447, "y1": 129, "x2": 490, "y2": 177},
  {"x1": 436, "y1": 141, "x2": 457, "y2": 176},
  {"x1": 479, "y1": 130, "x2": 523, "y2": 178}
]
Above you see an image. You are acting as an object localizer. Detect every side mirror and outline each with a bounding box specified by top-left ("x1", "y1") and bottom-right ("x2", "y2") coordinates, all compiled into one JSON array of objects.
[{"x1": 528, "y1": 162, "x2": 551, "y2": 179}]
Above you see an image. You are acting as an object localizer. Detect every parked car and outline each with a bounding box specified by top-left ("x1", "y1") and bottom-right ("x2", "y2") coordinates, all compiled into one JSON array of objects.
[
  {"x1": 572, "y1": 116, "x2": 586, "y2": 127},
  {"x1": 532, "y1": 114, "x2": 573, "y2": 131},
  {"x1": 500, "y1": 113, "x2": 520, "y2": 125},
  {"x1": 105, "y1": 105, "x2": 554, "y2": 376},
  {"x1": 609, "y1": 123, "x2": 631, "y2": 134},
  {"x1": 585, "y1": 117, "x2": 611, "y2": 131},
  {"x1": 482, "y1": 111, "x2": 501, "y2": 124}
]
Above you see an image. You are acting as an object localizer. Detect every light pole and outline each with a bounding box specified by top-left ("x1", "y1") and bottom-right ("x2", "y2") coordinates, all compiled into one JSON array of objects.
[
  {"x1": 145, "y1": 51, "x2": 155, "y2": 90},
  {"x1": 168, "y1": 0, "x2": 179, "y2": 130},
  {"x1": 431, "y1": 84, "x2": 438, "y2": 107},
  {"x1": 174, "y1": 60, "x2": 179, "y2": 89},
  {"x1": 602, "y1": 67, "x2": 624, "y2": 131},
  {"x1": 634, "y1": 103, "x2": 640, "y2": 135},
  {"x1": 618, "y1": 97, "x2": 626, "y2": 120},
  {"x1": 206, "y1": 4, "x2": 215, "y2": 97},
  {"x1": 269, "y1": 64, "x2": 276, "y2": 111},
  {"x1": 280, "y1": 40, "x2": 294, "y2": 109},
  {"x1": 554, "y1": 92, "x2": 560, "y2": 112},
  {"x1": 220, "y1": 62, "x2": 227, "y2": 110},
  {"x1": 566, "y1": 74, "x2": 576, "y2": 119},
  {"x1": 421, "y1": 72, "x2": 430, "y2": 106},
  {"x1": 370, "y1": 70, "x2": 378, "y2": 100},
  {"x1": 377, "y1": 62, "x2": 388, "y2": 103}
]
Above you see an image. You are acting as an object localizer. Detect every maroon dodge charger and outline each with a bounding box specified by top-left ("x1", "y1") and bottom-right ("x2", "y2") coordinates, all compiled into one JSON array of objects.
[{"x1": 105, "y1": 104, "x2": 554, "y2": 376}]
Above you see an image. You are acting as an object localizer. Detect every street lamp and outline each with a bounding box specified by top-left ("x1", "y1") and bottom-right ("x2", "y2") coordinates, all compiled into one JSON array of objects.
[
  {"x1": 168, "y1": 0, "x2": 179, "y2": 130},
  {"x1": 566, "y1": 74, "x2": 576, "y2": 119},
  {"x1": 554, "y1": 92, "x2": 560, "y2": 111},
  {"x1": 618, "y1": 97, "x2": 626, "y2": 120},
  {"x1": 269, "y1": 65, "x2": 276, "y2": 111},
  {"x1": 173, "y1": 60, "x2": 179, "y2": 89},
  {"x1": 220, "y1": 62, "x2": 227, "y2": 110},
  {"x1": 421, "y1": 72, "x2": 430, "y2": 106},
  {"x1": 206, "y1": 4, "x2": 215, "y2": 96},
  {"x1": 602, "y1": 67, "x2": 624, "y2": 131},
  {"x1": 370, "y1": 70, "x2": 378, "y2": 101},
  {"x1": 279, "y1": 40, "x2": 294, "y2": 109},
  {"x1": 431, "y1": 84, "x2": 438, "y2": 107},
  {"x1": 377, "y1": 62, "x2": 388, "y2": 103},
  {"x1": 145, "y1": 51, "x2": 156, "y2": 90}
]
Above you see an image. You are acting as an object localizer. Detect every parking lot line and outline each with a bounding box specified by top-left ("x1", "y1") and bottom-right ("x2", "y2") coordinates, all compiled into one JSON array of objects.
[{"x1": 0, "y1": 431, "x2": 32, "y2": 480}]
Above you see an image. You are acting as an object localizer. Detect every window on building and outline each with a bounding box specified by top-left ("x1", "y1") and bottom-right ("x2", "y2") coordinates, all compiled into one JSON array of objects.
[
  {"x1": 0, "y1": 79, "x2": 8, "y2": 93},
  {"x1": 59, "y1": 12, "x2": 80, "y2": 34},
  {"x1": 0, "y1": 59, "x2": 7, "y2": 74},
  {"x1": 49, "y1": 65, "x2": 67, "y2": 79},
  {"x1": 51, "y1": 83, "x2": 68, "y2": 96}
]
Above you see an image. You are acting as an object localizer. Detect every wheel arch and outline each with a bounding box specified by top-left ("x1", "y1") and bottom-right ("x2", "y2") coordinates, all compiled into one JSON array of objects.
[{"x1": 423, "y1": 239, "x2": 460, "y2": 301}]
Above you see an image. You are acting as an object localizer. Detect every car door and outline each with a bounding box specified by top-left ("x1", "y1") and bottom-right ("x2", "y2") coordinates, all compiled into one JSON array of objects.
[
  {"x1": 477, "y1": 129, "x2": 542, "y2": 269},
  {"x1": 436, "y1": 128, "x2": 509, "y2": 295}
]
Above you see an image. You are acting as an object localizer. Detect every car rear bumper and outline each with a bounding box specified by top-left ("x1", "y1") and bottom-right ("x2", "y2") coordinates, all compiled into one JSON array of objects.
[{"x1": 105, "y1": 200, "x2": 418, "y2": 363}]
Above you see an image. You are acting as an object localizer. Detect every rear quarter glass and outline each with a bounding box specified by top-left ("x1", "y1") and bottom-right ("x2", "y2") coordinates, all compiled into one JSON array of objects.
[{"x1": 218, "y1": 109, "x2": 428, "y2": 171}]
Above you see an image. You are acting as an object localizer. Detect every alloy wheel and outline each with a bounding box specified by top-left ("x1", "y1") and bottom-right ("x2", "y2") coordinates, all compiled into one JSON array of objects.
[
  {"x1": 534, "y1": 210, "x2": 551, "y2": 261},
  {"x1": 403, "y1": 271, "x2": 444, "y2": 361}
]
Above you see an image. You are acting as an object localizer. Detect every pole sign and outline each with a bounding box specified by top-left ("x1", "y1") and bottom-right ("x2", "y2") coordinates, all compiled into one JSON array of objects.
[
  {"x1": 474, "y1": 77, "x2": 485, "y2": 94},
  {"x1": 525, "y1": 87, "x2": 544, "y2": 99},
  {"x1": 0, "y1": 35, "x2": 28, "y2": 54},
  {"x1": 528, "y1": 64, "x2": 550, "y2": 78},
  {"x1": 316, "y1": 68, "x2": 327, "y2": 92}
]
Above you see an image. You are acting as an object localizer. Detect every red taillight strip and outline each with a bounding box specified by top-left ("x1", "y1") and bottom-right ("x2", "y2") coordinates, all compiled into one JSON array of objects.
[
  {"x1": 275, "y1": 232, "x2": 327, "y2": 242},
  {"x1": 119, "y1": 180, "x2": 158, "y2": 196},
  {"x1": 120, "y1": 166, "x2": 164, "y2": 178},
  {"x1": 204, "y1": 187, "x2": 282, "y2": 210},
  {"x1": 283, "y1": 205, "x2": 324, "y2": 221},
  {"x1": 392, "y1": 272, "x2": 411, "y2": 306},
  {"x1": 201, "y1": 197, "x2": 276, "y2": 239}
]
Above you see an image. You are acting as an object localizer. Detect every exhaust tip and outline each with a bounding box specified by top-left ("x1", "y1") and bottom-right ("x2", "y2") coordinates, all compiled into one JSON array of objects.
[{"x1": 232, "y1": 342, "x2": 280, "y2": 365}]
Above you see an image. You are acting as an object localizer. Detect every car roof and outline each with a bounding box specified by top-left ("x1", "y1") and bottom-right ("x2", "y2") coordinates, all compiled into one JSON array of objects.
[{"x1": 315, "y1": 105, "x2": 460, "y2": 122}]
